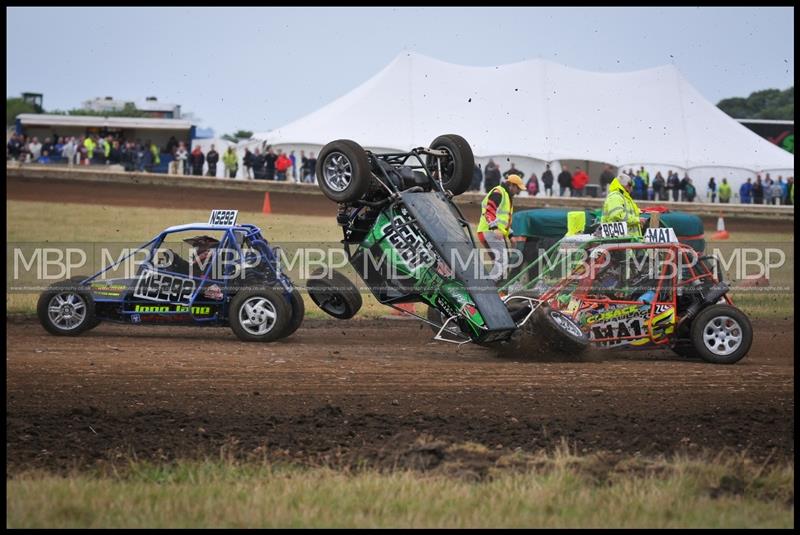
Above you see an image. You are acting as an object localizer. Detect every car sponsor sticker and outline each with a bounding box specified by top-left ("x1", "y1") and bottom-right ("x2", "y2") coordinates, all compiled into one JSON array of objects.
[
  {"x1": 133, "y1": 268, "x2": 196, "y2": 305},
  {"x1": 202, "y1": 283, "x2": 224, "y2": 301},
  {"x1": 133, "y1": 304, "x2": 213, "y2": 315},
  {"x1": 597, "y1": 221, "x2": 628, "y2": 238},
  {"x1": 644, "y1": 227, "x2": 678, "y2": 244},
  {"x1": 209, "y1": 209, "x2": 238, "y2": 226}
]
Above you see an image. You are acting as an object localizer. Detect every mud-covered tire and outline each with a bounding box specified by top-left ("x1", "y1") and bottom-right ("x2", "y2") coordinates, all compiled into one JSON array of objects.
[
  {"x1": 306, "y1": 268, "x2": 362, "y2": 319},
  {"x1": 37, "y1": 277, "x2": 97, "y2": 336},
  {"x1": 689, "y1": 304, "x2": 753, "y2": 364},
  {"x1": 229, "y1": 287, "x2": 292, "y2": 342},
  {"x1": 426, "y1": 134, "x2": 474, "y2": 196},
  {"x1": 316, "y1": 139, "x2": 372, "y2": 203},
  {"x1": 525, "y1": 304, "x2": 589, "y2": 354},
  {"x1": 283, "y1": 287, "x2": 305, "y2": 338}
]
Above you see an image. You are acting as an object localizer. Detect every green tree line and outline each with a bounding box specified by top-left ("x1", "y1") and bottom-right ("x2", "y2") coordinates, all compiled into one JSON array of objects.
[{"x1": 717, "y1": 87, "x2": 794, "y2": 120}]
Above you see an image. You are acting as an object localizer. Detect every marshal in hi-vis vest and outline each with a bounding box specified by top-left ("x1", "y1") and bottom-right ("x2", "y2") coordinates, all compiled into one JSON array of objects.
[{"x1": 477, "y1": 185, "x2": 513, "y2": 237}]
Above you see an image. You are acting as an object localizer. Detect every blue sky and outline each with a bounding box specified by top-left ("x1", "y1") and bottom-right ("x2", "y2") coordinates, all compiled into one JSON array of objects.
[{"x1": 6, "y1": 6, "x2": 794, "y2": 136}]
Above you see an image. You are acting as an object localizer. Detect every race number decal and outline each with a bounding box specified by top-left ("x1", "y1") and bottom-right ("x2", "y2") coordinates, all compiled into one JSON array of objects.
[
  {"x1": 382, "y1": 213, "x2": 437, "y2": 272},
  {"x1": 133, "y1": 268, "x2": 196, "y2": 305},
  {"x1": 644, "y1": 227, "x2": 678, "y2": 243},
  {"x1": 209, "y1": 209, "x2": 238, "y2": 226},
  {"x1": 598, "y1": 222, "x2": 628, "y2": 238}
]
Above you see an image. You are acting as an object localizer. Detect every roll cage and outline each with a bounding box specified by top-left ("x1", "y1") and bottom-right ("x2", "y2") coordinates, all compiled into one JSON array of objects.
[{"x1": 76, "y1": 223, "x2": 291, "y2": 321}]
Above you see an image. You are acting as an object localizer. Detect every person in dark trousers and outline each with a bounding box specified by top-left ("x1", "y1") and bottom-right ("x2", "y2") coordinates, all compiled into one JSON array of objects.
[
  {"x1": 667, "y1": 171, "x2": 681, "y2": 202},
  {"x1": 470, "y1": 163, "x2": 483, "y2": 191},
  {"x1": 166, "y1": 136, "x2": 179, "y2": 157},
  {"x1": 264, "y1": 146, "x2": 278, "y2": 180},
  {"x1": 303, "y1": 152, "x2": 318, "y2": 183},
  {"x1": 252, "y1": 149, "x2": 266, "y2": 179},
  {"x1": 243, "y1": 148, "x2": 254, "y2": 179},
  {"x1": 707, "y1": 177, "x2": 717, "y2": 203},
  {"x1": 205, "y1": 145, "x2": 219, "y2": 177},
  {"x1": 190, "y1": 146, "x2": 205, "y2": 176},
  {"x1": 557, "y1": 165, "x2": 572, "y2": 197},
  {"x1": 541, "y1": 163, "x2": 554, "y2": 196},
  {"x1": 652, "y1": 171, "x2": 666, "y2": 201},
  {"x1": 752, "y1": 176, "x2": 764, "y2": 204},
  {"x1": 679, "y1": 173, "x2": 691, "y2": 202},
  {"x1": 108, "y1": 140, "x2": 122, "y2": 165},
  {"x1": 483, "y1": 159, "x2": 501, "y2": 192},
  {"x1": 598, "y1": 164, "x2": 615, "y2": 194}
]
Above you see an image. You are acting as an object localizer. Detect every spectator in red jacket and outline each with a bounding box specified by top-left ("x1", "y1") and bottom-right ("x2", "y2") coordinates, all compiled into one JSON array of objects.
[
  {"x1": 275, "y1": 150, "x2": 292, "y2": 181},
  {"x1": 571, "y1": 167, "x2": 589, "y2": 197},
  {"x1": 189, "y1": 146, "x2": 205, "y2": 176}
]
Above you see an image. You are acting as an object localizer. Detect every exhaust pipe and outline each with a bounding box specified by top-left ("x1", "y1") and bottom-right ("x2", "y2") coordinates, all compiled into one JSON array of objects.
[{"x1": 678, "y1": 282, "x2": 730, "y2": 329}]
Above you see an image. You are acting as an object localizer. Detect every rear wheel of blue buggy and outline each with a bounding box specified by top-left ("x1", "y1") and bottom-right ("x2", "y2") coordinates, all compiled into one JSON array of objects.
[{"x1": 37, "y1": 277, "x2": 98, "y2": 336}]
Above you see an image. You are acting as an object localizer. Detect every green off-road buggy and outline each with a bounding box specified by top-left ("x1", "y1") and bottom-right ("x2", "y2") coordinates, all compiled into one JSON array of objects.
[{"x1": 306, "y1": 135, "x2": 589, "y2": 354}]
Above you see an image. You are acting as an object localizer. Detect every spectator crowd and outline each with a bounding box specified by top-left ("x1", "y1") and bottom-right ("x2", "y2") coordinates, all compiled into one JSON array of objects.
[
  {"x1": 465, "y1": 159, "x2": 793, "y2": 206},
  {"x1": 8, "y1": 132, "x2": 793, "y2": 204}
]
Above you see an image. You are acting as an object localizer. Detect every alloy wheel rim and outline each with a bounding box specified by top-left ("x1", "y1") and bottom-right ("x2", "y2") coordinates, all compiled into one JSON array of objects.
[
  {"x1": 239, "y1": 296, "x2": 278, "y2": 335},
  {"x1": 702, "y1": 315, "x2": 743, "y2": 356},
  {"x1": 47, "y1": 292, "x2": 87, "y2": 330},
  {"x1": 322, "y1": 152, "x2": 352, "y2": 192}
]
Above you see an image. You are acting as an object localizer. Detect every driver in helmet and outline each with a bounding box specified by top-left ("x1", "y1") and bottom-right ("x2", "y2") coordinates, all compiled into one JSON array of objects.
[{"x1": 159, "y1": 235, "x2": 219, "y2": 276}]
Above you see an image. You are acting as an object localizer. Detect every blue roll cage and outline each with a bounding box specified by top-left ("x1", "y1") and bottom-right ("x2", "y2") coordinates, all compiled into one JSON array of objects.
[{"x1": 77, "y1": 222, "x2": 292, "y2": 323}]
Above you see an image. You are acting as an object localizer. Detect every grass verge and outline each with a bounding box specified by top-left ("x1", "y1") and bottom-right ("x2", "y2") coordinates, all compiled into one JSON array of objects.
[{"x1": 6, "y1": 446, "x2": 793, "y2": 528}]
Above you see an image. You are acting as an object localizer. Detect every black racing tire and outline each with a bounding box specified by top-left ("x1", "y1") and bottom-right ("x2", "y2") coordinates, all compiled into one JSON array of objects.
[
  {"x1": 426, "y1": 134, "x2": 474, "y2": 196},
  {"x1": 306, "y1": 268, "x2": 363, "y2": 319},
  {"x1": 316, "y1": 139, "x2": 372, "y2": 203},
  {"x1": 689, "y1": 304, "x2": 753, "y2": 364},
  {"x1": 37, "y1": 277, "x2": 97, "y2": 336},
  {"x1": 283, "y1": 287, "x2": 305, "y2": 338},
  {"x1": 229, "y1": 287, "x2": 292, "y2": 342},
  {"x1": 525, "y1": 304, "x2": 589, "y2": 354}
]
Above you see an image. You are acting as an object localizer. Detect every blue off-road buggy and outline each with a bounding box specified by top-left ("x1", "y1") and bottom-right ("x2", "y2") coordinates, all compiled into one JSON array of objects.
[{"x1": 37, "y1": 210, "x2": 304, "y2": 342}]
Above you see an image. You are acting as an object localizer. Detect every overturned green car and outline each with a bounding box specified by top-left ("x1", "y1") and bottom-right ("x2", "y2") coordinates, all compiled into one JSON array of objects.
[{"x1": 306, "y1": 136, "x2": 589, "y2": 352}]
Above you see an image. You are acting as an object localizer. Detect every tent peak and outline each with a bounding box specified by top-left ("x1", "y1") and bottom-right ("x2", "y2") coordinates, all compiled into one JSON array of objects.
[{"x1": 391, "y1": 50, "x2": 679, "y2": 77}]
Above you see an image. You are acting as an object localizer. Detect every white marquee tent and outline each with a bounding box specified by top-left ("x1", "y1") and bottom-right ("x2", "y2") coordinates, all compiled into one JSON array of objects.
[{"x1": 250, "y1": 52, "x2": 793, "y2": 196}]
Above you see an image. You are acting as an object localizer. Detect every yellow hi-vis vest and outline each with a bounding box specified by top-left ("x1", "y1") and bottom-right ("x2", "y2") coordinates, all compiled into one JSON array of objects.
[
  {"x1": 601, "y1": 178, "x2": 642, "y2": 236},
  {"x1": 565, "y1": 211, "x2": 586, "y2": 236},
  {"x1": 477, "y1": 185, "x2": 512, "y2": 237}
]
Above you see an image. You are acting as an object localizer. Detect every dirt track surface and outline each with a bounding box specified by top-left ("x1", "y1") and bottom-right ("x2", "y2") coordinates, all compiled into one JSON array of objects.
[{"x1": 6, "y1": 317, "x2": 794, "y2": 474}]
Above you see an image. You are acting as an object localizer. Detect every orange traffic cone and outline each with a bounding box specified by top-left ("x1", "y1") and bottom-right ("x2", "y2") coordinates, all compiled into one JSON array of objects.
[
  {"x1": 262, "y1": 192, "x2": 272, "y2": 214},
  {"x1": 712, "y1": 213, "x2": 729, "y2": 240}
]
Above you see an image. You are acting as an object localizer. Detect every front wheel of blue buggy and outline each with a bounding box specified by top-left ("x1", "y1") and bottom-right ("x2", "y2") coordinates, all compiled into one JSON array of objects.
[{"x1": 229, "y1": 287, "x2": 292, "y2": 342}]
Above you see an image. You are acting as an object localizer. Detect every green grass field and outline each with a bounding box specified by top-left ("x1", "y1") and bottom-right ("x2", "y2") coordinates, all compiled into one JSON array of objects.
[{"x1": 6, "y1": 447, "x2": 793, "y2": 528}]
